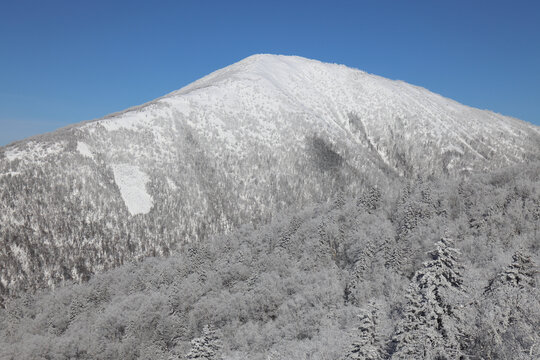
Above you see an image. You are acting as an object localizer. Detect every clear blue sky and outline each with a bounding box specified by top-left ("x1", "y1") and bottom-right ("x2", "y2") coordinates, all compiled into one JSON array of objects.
[{"x1": 1, "y1": 0, "x2": 539, "y2": 146}]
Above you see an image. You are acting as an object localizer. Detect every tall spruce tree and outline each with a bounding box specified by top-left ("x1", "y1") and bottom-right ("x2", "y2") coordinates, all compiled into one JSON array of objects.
[{"x1": 391, "y1": 238, "x2": 466, "y2": 360}]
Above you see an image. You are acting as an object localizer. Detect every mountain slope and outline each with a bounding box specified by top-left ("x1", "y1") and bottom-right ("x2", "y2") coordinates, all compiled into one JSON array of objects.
[
  {"x1": 1, "y1": 161, "x2": 539, "y2": 359},
  {"x1": 1, "y1": 54, "x2": 539, "y2": 302}
]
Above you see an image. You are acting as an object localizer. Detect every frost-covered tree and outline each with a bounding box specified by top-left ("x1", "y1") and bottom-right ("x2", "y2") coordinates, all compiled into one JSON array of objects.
[
  {"x1": 344, "y1": 302, "x2": 383, "y2": 360},
  {"x1": 391, "y1": 238, "x2": 466, "y2": 360},
  {"x1": 186, "y1": 325, "x2": 223, "y2": 360},
  {"x1": 358, "y1": 186, "x2": 381, "y2": 213},
  {"x1": 472, "y1": 252, "x2": 540, "y2": 359},
  {"x1": 485, "y1": 251, "x2": 537, "y2": 292}
]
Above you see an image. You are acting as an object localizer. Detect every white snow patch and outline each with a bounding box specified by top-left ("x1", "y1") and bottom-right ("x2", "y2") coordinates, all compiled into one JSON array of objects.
[
  {"x1": 100, "y1": 113, "x2": 147, "y2": 132},
  {"x1": 5, "y1": 148, "x2": 24, "y2": 161},
  {"x1": 160, "y1": 97, "x2": 192, "y2": 117},
  {"x1": 4, "y1": 142, "x2": 64, "y2": 162},
  {"x1": 77, "y1": 141, "x2": 94, "y2": 159},
  {"x1": 112, "y1": 164, "x2": 153, "y2": 215}
]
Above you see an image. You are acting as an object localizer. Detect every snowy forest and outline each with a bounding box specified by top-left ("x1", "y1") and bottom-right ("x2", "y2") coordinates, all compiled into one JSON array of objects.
[{"x1": 1, "y1": 160, "x2": 538, "y2": 359}]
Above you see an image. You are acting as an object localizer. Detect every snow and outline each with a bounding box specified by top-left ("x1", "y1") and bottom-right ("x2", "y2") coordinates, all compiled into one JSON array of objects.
[
  {"x1": 166, "y1": 55, "x2": 474, "y2": 153},
  {"x1": 77, "y1": 141, "x2": 94, "y2": 159},
  {"x1": 5, "y1": 142, "x2": 64, "y2": 162},
  {"x1": 53, "y1": 54, "x2": 539, "y2": 177},
  {"x1": 100, "y1": 112, "x2": 149, "y2": 132},
  {"x1": 5, "y1": 148, "x2": 24, "y2": 161},
  {"x1": 112, "y1": 164, "x2": 153, "y2": 216}
]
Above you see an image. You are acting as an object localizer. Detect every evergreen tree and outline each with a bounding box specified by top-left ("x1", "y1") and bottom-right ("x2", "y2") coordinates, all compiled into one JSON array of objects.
[
  {"x1": 391, "y1": 238, "x2": 466, "y2": 359},
  {"x1": 472, "y1": 252, "x2": 540, "y2": 359},
  {"x1": 344, "y1": 302, "x2": 383, "y2": 360},
  {"x1": 358, "y1": 186, "x2": 381, "y2": 213},
  {"x1": 186, "y1": 325, "x2": 223, "y2": 360},
  {"x1": 485, "y1": 251, "x2": 537, "y2": 293}
]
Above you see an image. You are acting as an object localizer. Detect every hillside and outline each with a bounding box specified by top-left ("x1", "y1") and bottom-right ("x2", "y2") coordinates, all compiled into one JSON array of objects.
[
  {"x1": 1, "y1": 162, "x2": 538, "y2": 359},
  {"x1": 1, "y1": 55, "x2": 539, "y2": 303}
]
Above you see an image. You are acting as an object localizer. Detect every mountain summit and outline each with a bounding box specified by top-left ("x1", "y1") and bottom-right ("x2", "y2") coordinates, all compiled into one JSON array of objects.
[
  {"x1": 92, "y1": 54, "x2": 540, "y2": 176},
  {"x1": 1, "y1": 55, "x2": 539, "y2": 301}
]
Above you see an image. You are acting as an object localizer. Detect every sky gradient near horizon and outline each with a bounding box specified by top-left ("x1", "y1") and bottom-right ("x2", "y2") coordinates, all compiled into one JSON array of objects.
[{"x1": 1, "y1": 0, "x2": 539, "y2": 146}]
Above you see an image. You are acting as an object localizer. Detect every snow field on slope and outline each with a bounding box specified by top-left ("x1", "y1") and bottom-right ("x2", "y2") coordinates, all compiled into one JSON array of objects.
[
  {"x1": 75, "y1": 54, "x2": 538, "y2": 172},
  {"x1": 4, "y1": 142, "x2": 64, "y2": 163},
  {"x1": 76, "y1": 142, "x2": 94, "y2": 159},
  {"x1": 111, "y1": 164, "x2": 153, "y2": 216}
]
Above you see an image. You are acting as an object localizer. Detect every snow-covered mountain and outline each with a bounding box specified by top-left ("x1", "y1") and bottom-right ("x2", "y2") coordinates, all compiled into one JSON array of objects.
[{"x1": 1, "y1": 54, "x2": 539, "y2": 302}]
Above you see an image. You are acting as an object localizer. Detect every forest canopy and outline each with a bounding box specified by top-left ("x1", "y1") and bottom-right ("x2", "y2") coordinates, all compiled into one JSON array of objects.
[{"x1": 1, "y1": 162, "x2": 539, "y2": 359}]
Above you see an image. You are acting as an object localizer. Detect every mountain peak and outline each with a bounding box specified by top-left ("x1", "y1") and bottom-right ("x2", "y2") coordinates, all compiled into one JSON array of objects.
[
  {"x1": 172, "y1": 54, "x2": 358, "y2": 97},
  {"x1": 236, "y1": 53, "x2": 335, "y2": 70},
  {"x1": 227, "y1": 53, "x2": 327, "y2": 70}
]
